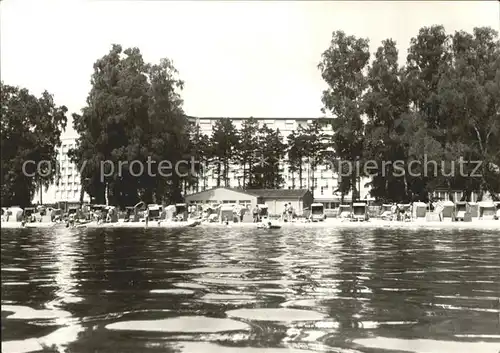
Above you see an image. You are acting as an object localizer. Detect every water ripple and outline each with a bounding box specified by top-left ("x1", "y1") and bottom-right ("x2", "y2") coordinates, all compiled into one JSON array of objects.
[{"x1": 2, "y1": 226, "x2": 500, "y2": 352}]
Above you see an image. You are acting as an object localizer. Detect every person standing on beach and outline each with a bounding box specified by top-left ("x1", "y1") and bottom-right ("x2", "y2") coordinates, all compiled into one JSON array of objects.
[
  {"x1": 287, "y1": 203, "x2": 294, "y2": 222},
  {"x1": 252, "y1": 205, "x2": 259, "y2": 223}
]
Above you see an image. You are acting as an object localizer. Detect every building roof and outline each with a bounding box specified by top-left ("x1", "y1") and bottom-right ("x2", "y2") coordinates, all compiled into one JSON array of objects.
[
  {"x1": 185, "y1": 187, "x2": 311, "y2": 199},
  {"x1": 244, "y1": 189, "x2": 311, "y2": 199},
  {"x1": 185, "y1": 187, "x2": 259, "y2": 198}
]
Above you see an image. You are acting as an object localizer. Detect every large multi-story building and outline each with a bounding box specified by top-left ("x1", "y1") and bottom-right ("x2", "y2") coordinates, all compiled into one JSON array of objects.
[
  {"x1": 189, "y1": 117, "x2": 372, "y2": 208},
  {"x1": 32, "y1": 134, "x2": 90, "y2": 205}
]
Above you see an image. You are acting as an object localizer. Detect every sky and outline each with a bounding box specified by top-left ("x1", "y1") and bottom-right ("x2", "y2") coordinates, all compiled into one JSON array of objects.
[{"x1": 1, "y1": 0, "x2": 499, "y2": 134}]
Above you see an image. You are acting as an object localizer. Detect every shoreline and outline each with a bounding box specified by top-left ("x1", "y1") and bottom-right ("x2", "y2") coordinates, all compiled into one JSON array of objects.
[{"x1": 1, "y1": 219, "x2": 499, "y2": 230}]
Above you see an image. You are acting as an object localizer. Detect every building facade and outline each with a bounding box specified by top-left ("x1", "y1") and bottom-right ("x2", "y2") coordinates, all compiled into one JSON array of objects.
[
  {"x1": 32, "y1": 135, "x2": 90, "y2": 205},
  {"x1": 189, "y1": 116, "x2": 371, "y2": 207},
  {"x1": 184, "y1": 187, "x2": 314, "y2": 216}
]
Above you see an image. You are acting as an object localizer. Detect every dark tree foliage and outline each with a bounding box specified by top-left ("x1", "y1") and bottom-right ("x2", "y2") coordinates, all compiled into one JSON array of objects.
[
  {"x1": 1, "y1": 82, "x2": 67, "y2": 207},
  {"x1": 208, "y1": 118, "x2": 239, "y2": 187},
  {"x1": 5, "y1": 26, "x2": 498, "y2": 206},
  {"x1": 186, "y1": 123, "x2": 210, "y2": 193},
  {"x1": 237, "y1": 117, "x2": 259, "y2": 187},
  {"x1": 286, "y1": 130, "x2": 306, "y2": 189},
  {"x1": 437, "y1": 27, "x2": 500, "y2": 201},
  {"x1": 319, "y1": 30, "x2": 370, "y2": 203},
  {"x1": 402, "y1": 26, "x2": 500, "y2": 201},
  {"x1": 247, "y1": 124, "x2": 286, "y2": 189},
  {"x1": 364, "y1": 39, "x2": 412, "y2": 202},
  {"x1": 298, "y1": 120, "x2": 331, "y2": 192},
  {"x1": 319, "y1": 26, "x2": 500, "y2": 202},
  {"x1": 69, "y1": 45, "x2": 189, "y2": 208}
]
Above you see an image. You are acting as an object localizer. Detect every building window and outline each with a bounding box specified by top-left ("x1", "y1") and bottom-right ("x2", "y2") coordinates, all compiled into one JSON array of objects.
[
  {"x1": 320, "y1": 186, "x2": 324, "y2": 195},
  {"x1": 239, "y1": 200, "x2": 251, "y2": 208}
]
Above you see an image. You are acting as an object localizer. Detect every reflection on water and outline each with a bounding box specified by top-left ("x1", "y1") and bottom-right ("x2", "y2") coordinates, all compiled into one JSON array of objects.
[{"x1": 2, "y1": 227, "x2": 500, "y2": 353}]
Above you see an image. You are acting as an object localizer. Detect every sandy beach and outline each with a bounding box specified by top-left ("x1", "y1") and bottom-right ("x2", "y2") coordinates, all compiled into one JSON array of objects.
[{"x1": 2, "y1": 218, "x2": 499, "y2": 230}]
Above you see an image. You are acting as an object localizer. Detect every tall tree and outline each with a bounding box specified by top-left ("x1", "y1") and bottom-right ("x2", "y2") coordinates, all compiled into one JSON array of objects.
[
  {"x1": 298, "y1": 120, "x2": 329, "y2": 192},
  {"x1": 286, "y1": 130, "x2": 305, "y2": 189},
  {"x1": 406, "y1": 25, "x2": 452, "y2": 130},
  {"x1": 237, "y1": 117, "x2": 259, "y2": 187},
  {"x1": 248, "y1": 125, "x2": 286, "y2": 189},
  {"x1": 437, "y1": 27, "x2": 500, "y2": 200},
  {"x1": 1, "y1": 83, "x2": 67, "y2": 207},
  {"x1": 186, "y1": 123, "x2": 210, "y2": 192},
  {"x1": 148, "y1": 57, "x2": 189, "y2": 204},
  {"x1": 402, "y1": 25, "x2": 453, "y2": 200},
  {"x1": 209, "y1": 118, "x2": 239, "y2": 187},
  {"x1": 319, "y1": 31, "x2": 370, "y2": 203},
  {"x1": 364, "y1": 39, "x2": 411, "y2": 202},
  {"x1": 69, "y1": 45, "x2": 189, "y2": 208}
]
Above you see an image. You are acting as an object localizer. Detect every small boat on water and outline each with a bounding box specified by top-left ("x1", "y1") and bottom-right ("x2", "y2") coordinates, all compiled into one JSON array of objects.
[
  {"x1": 257, "y1": 221, "x2": 281, "y2": 229},
  {"x1": 255, "y1": 204, "x2": 281, "y2": 229}
]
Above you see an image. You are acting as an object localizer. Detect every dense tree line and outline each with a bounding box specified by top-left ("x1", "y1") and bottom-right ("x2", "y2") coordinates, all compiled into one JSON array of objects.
[
  {"x1": 2, "y1": 25, "x2": 498, "y2": 208},
  {"x1": 197, "y1": 26, "x2": 499, "y2": 203},
  {"x1": 68, "y1": 45, "x2": 191, "y2": 207},
  {"x1": 318, "y1": 25, "x2": 500, "y2": 203},
  {"x1": 194, "y1": 116, "x2": 322, "y2": 192},
  {"x1": 65, "y1": 45, "x2": 328, "y2": 207},
  {"x1": 1, "y1": 82, "x2": 68, "y2": 207}
]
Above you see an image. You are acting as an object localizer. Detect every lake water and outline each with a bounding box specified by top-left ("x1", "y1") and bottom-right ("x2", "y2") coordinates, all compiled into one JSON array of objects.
[{"x1": 2, "y1": 227, "x2": 500, "y2": 353}]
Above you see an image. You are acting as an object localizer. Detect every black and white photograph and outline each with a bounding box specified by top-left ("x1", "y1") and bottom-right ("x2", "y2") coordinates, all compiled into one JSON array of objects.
[{"x1": 1, "y1": 0, "x2": 500, "y2": 352}]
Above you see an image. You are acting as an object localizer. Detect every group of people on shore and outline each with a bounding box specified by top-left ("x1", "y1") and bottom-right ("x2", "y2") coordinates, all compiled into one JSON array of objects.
[
  {"x1": 389, "y1": 203, "x2": 412, "y2": 221},
  {"x1": 251, "y1": 203, "x2": 295, "y2": 223}
]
